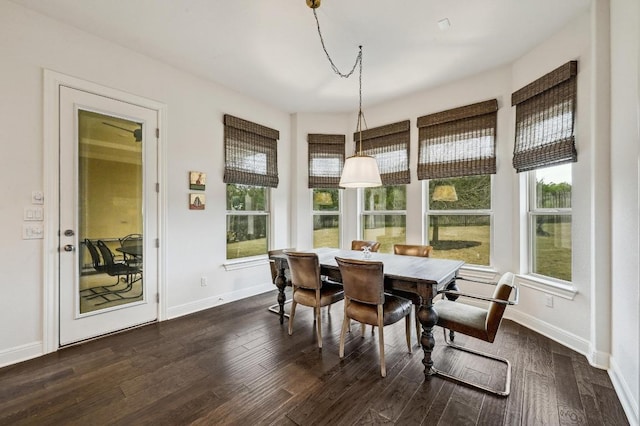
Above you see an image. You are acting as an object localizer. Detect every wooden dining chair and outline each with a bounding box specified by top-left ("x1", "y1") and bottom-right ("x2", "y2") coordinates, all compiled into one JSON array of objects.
[
  {"x1": 351, "y1": 240, "x2": 381, "y2": 252},
  {"x1": 336, "y1": 257, "x2": 412, "y2": 377},
  {"x1": 286, "y1": 251, "x2": 344, "y2": 349},
  {"x1": 433, "y1": 272, "x2": 518, "y2": 396},
  {"x1": 393, "y1": 244, "x2": 434, "y2": 345}
]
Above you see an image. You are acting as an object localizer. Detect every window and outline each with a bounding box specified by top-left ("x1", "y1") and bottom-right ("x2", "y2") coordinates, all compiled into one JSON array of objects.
[
  {"x1": 512, "y1": 61, "x2": 577, "y2": 282},
  {"x1": 223, "y1": 114, "x2": 279, "y2": 259},
  {"x1": 308, "y1": 134, "x2": 345, "y2": 248},
  {"x1": 426, "y1": 176, "x2": 492, "y2": 266},
  {"x1": 357, "y1": 121, "x2": 410, "y2": 253},
  {"x1": 362, "y1": 185, "x2": 406, "y2": 253},
  {"x1": 312, "y1": 189, "x2": 341, "y2": 248},
  {"x1": 226, "y1": 184, "x2": 269, "y2": 259},
  {"x1": 528, "y1": 164, "x2": 572, "y2": 282},
  {"x1": 417, "y1": 100, "x2": 498, "y2": 265}
]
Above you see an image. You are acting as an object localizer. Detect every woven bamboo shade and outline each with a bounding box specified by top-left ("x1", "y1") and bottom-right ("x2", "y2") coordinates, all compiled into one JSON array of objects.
[
  {"x1": 417, "y1": 99, "x2": 498, "y2": 180},
  {"x1": 223, "y1": 114, "x2": 280, "y2": 188},
  {"x1": 511, "y1": 61, "x2": 577, "y2": 172},
  {"x1": 308, "y1": 134, "x2": 345, "y2": 189},
  {"x1": 355, "y1": 120, "x2": 410, "y2": 185}
]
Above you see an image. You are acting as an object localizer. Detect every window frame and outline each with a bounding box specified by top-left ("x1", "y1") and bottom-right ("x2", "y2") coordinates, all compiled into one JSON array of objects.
[
  {"x1": 526, "y1": 166, "x2": 572, "y2": 284},
  {"x1": 225, "y1": 183, "x2": 271, "y2": 261},
  {"x1": 424, "y1": 175, "x2": 494, "y2": 268}
]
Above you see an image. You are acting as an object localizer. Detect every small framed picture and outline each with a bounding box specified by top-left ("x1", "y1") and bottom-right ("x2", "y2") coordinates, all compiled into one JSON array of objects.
[
  {"x1": 189, "y1": 171, "x2": 206, "y2": 190},
  {"x1": 189, "y1": 193, "x2": 205, "y2": 210}
]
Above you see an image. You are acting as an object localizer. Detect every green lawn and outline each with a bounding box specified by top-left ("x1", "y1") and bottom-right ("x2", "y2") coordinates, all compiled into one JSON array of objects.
[
  {"x1": 227, "y1": 237, "x2": 267, "y2": 259},
  {"x1": 313, "y1": 227, "x2": 340, "y2": 248},
  {"x1": 227, "y1": 223, "x2": 571, "y2": 281}
]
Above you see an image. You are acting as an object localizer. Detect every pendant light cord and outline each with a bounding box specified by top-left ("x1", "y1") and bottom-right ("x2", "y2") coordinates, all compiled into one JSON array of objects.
[{"x1": 312, "y1": 8, "x2": 367, "y2": 156}]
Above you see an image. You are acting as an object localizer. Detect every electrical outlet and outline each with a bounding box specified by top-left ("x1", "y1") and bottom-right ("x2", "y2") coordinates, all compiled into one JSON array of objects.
[
  {"x1": 22, "y1": 224, "x2": 44, "y2": 239},
  {"x1": 200, "y1": 277, "x2": 207, "y2": 287},
  {"x1": 545, "y1": 294, "x2": 554, "y2": 308}
]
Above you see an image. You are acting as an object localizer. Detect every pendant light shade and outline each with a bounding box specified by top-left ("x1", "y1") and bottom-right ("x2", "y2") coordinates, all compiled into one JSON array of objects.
[{"x1": 339, "y1": 155, "x2": 382, "y2": 188}]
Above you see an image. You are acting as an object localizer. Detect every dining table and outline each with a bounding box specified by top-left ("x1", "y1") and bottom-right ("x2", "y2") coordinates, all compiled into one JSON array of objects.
[{"x1": 270, "y1": 247, "x2": 465, "y2": 378}]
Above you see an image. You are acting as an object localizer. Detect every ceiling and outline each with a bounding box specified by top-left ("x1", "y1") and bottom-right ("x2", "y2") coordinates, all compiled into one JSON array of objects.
[{"x1": 11, "y1": 0, "x2": 591, "y2": 113}]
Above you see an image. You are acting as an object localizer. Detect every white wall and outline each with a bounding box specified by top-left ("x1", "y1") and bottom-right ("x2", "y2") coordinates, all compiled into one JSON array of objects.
[
  {"x1": 610, "y1": 0, "x2": 640, "y2": 422},
  {"x1": 0, "y1": 0, "x2": 637, "y2": 421},
  {"x1": 510, "y1": 11, "x2": 594, "y2": 350},
  {"x1": 0, "y1": 0, "x2": 290, "y2": 363}
]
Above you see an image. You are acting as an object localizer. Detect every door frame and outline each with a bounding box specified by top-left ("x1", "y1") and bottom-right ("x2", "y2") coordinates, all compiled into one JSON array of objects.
[{"x1": 43, "y1": 70, "x2": 168, "y2": 353}]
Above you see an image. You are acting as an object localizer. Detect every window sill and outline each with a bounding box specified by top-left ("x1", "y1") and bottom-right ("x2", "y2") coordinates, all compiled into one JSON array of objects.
[
  {"x1": 458, "y1": 265, "x2": 500, "y2": 282},
  {"x1": 516, "y1": 274, "x2": 578, "y2": 300},
  {"x1": 222, "y1": 256, "x2": 269, "y2": 271}
]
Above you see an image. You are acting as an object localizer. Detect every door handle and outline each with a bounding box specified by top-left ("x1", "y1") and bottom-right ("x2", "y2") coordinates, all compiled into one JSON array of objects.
[{"x1": 63, "y1": 244, "x2": 75, "y2": 252}]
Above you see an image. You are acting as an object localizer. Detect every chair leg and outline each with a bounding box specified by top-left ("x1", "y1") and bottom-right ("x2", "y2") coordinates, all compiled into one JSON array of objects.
[
  {"x1": 405, "y1": 315, "x2": 412, "y2": 353},
  {"x1": 433, "y1": 329, "x2": 512, "y2": 397},
  {"x1": 360, "y1": 323, "x2": 366, "y2": 337},
  {"x1": 315, "y1": 304, "x2": 323, "y2": 348},
  {"x1": 339, "y1": 308, "x2": 350, "y2": 358},
  {"x1": 288, "y1": 300, "x2": 297, "y2": 336},
  {"x1": 377, "y1": 305, "x2": 386, "y2": 377}
]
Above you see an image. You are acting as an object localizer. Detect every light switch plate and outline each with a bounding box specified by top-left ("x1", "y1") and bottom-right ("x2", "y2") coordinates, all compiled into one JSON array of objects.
[{"x1": 24, "y1": 207, "x2": 44, "y2": 221}]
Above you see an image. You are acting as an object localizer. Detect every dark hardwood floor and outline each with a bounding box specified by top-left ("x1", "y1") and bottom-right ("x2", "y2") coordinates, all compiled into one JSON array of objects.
[{"x1": 0, "y1": 290, "x2": 629, "y2": 425}]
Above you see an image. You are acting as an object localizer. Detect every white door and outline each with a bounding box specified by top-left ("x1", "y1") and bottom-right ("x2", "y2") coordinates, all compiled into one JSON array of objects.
[{"x1": 59, "y1": 86, "x2": 159, "y2": 345}]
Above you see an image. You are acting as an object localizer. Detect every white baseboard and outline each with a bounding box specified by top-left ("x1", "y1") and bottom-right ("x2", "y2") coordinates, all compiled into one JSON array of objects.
[
  {"x1": 167, "y1": 283, "x2": 275, "y2": 319},
  {"x1": 505, "y1": 308, "x2": 590, "y2": 358},
  {"x1": 0, "y1": 341, "x2": 43, "y2": 369},
  {"x1": 462, "y1": 299, "x2": 593, "y2": 360},
  {"x1": 609, "y1": 357, "x2": 640, "y2": 426}
]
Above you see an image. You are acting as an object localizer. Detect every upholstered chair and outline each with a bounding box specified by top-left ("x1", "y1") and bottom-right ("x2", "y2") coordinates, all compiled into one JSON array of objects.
[
  {"x1": 350, "y1": 240, "x2": 381, "y2": 252},
  {"x1": 335, "y1": 256, "x2": 412, "y2": 377},
  {"x1": 433, "y1": 272, "x2": 518, "y2": 396},
  {"x1": 286, "y1": 252, "x2": 344, "y2": 349}
]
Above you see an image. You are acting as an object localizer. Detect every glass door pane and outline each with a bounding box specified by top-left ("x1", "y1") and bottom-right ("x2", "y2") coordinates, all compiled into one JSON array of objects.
[{"x1": 78, "y1": 110, "x2": 143, "y2": 314}]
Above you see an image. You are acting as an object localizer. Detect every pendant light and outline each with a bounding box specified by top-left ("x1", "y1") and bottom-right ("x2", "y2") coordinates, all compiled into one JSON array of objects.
[{"x1": 307, "y1": 0, "x2": 382, "y2": 188}]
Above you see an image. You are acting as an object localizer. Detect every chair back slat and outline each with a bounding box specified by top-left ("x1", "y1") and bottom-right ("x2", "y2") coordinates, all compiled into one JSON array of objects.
[
  {"x1": 85, "y1": 239, "x2": 102, "y2": 269},
  {"x1": 335, "y1": 257, "x2": 385, "y2": 305},
  {"x1": 96, "y1": 240, "x2": 116, "y2": 267}
]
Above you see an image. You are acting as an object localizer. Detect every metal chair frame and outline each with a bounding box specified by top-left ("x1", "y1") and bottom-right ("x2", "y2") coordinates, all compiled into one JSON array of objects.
[{"x1": 433, "y1": 274, "x2": 519, "y2": 397}]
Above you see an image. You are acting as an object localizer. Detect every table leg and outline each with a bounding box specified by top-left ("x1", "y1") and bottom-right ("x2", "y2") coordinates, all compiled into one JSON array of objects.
[
  {"x1": 418, "y1": 297, "x2": 438, "y2": 377},
  {"x1": 274, "y1": 261, "x2": 287, "y2": 325}
]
